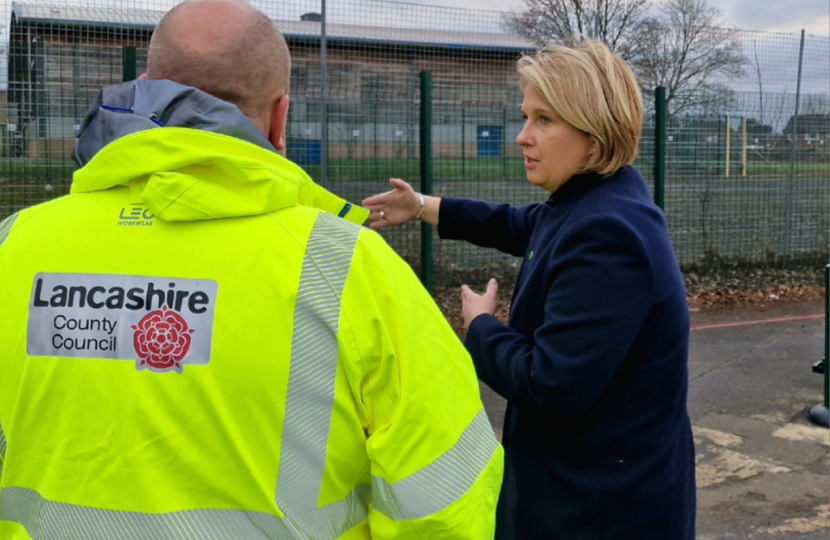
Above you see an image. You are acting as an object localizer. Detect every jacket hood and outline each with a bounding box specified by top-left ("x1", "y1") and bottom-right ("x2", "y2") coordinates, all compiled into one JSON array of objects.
[
  {"x1": 73, "y1": 79, "x2": 275, "y2": 167},
  {"x1": 71, "y1": 80, "x2": 368, "y2": 224}
]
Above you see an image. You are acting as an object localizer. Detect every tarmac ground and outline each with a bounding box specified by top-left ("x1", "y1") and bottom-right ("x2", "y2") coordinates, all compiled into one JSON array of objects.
[{"x1": 478, "y1": 298, "x2": 830, "y2": 539}]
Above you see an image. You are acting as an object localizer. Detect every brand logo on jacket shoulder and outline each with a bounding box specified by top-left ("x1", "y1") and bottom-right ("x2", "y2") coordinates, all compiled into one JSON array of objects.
[
  {"x1": 28, "y1": 273, "x2": 218, "y2": 373},
  {"x1": 118, "y1": 206, "x2": 154, "y2": 227}
]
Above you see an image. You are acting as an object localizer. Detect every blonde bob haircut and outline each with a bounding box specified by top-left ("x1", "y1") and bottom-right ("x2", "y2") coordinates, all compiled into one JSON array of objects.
[{"x1": 517, "y1": 38, "x2": 643, "y2": 176}]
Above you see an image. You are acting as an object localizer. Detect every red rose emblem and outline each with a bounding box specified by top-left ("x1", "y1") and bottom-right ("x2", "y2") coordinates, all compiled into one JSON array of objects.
[{"x1": 132, "y1": 307, "x2": 195, "y2": 373}]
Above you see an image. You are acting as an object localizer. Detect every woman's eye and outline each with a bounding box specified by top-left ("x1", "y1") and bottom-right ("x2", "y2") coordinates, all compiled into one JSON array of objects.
[{"x1": 539, "y1": 116, "x2": 551, "y2": 124}]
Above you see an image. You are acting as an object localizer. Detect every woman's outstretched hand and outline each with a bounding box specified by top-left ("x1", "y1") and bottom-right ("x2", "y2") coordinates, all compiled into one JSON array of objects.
[{"x1": 362, "y1": 178, "x2": 421, "y2": 230}]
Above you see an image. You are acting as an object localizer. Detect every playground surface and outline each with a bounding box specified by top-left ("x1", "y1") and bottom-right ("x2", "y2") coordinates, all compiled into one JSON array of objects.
[{"x1": 478, "y1": 298, "x2": 830, "y2": 539}]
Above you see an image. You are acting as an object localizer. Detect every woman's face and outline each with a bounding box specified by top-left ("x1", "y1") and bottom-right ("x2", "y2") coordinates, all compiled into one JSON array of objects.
[{"x1": 517, "y1": 85, "x2": 593, "y2": 193}]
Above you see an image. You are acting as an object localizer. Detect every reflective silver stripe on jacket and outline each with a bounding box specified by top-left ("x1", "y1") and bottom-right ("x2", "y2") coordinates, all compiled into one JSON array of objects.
[
  {"x1": 275, "y1": 211, "x2": 367, "y2": 538},
  {"x1": 371, "y1": 408, "x2": 498, "y2": 521},
  {"x1": 1, "y1": 487, "x2": 299, "y2": 540},
  {"x1": 0, "y1": 212, "x2": 18, "y2": 248},
  {"x1": 0, "y1": 418, "x2": 6, "y2": 476}
]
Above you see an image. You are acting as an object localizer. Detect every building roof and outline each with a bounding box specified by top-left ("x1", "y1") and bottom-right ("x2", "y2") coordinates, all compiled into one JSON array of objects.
[
  {"x1": 783, "y1": 114, "x2": 830, "y2": 135},
  {"x1": 10, "y1": 2, "x2": 535, "y2": 53},
  {"x1": 11, "y1": 2, "x2": 161, "y2": 31},
  {"x1": 278, "y1": 20, "x2": 533, "y2": 52}
]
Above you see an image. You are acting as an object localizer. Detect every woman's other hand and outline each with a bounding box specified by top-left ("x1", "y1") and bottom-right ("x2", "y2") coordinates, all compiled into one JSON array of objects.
[{"x1": 461, "y1": 278, "x2": 499, "y2": 329}]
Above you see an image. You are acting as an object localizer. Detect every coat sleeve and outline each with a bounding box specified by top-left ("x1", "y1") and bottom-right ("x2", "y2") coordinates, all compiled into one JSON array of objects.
[
  {"x1": 465, "y1": 214, "x2": 655, "y2": 418},
  {"x1": 341, "y1": 228, "x2": 503, "y2": 539},
  {"x1": 0, "y1": 213, "x2": 20, "y2": 505},
  {"x1": 437, "y1": 198, "x2": 539, "y2": 257}
]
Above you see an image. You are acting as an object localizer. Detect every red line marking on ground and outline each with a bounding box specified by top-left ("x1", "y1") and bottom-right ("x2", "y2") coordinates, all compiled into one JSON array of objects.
[{"x1": 691, "y1": 314, "x2": 824, "y2": 332}]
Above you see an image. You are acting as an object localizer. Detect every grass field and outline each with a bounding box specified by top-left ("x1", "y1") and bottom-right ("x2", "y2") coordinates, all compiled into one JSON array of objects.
[
  {"x1": 0, "y1": 156, "x2": 827, "y2": 183},
  {"x1": 1, "y1": 157, "x2": 827, "y2": 278},
  {"x1": 239, "y1": 157, "x2": 830, "y2": 181}
]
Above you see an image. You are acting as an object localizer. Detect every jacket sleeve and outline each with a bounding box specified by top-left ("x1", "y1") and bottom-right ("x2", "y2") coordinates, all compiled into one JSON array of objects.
[
  {"x1": 0, "y1": 212, "x2": 18, "y2": 249},
  {"x1": 437, "y1": 197, "x2": 539, "y2": 257},
  {"x1": 465, "y1": 214, "x2": 655, "y2": 418},
  {"x1": 341, "y1": 228, "x2": 503, "y2": 539},
  {"x1": 0, "y1": 213, "x2": 20, "y2": 499}
]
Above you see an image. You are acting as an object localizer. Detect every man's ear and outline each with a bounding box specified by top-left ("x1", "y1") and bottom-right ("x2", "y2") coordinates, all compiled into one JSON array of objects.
[
  {"x1": 138, "y1": 73, "x2": 149, "y2": 80},
  {"x1": 268, "y1": 95, "x2": 290, "y2": 153}
]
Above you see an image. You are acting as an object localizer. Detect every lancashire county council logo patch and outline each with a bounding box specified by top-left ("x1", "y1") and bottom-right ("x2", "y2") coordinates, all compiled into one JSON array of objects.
[
  {"x1": 28, "y1": 273, "x2": 218, "y2": 370},
  {"x1": 132, "y1": 306, "x2": 195, "y2": 373}
]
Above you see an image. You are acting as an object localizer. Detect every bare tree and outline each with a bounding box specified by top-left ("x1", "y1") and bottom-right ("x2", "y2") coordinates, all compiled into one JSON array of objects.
[
  {"x1": 801, "y1": 94, "x2": 830, "y2": 115},
  {"x1": 628, "y1": 0, "x2": 746, "y2": 115},
  {"x1": 504, "y1": 0, "x2": 650, "y2": 57},
  {"x1": 748, "y1": 39, "x2": 789, "y2": 162}
]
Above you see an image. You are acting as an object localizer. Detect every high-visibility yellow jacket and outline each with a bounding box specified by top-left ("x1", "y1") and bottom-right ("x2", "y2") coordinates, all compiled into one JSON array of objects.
[{"x1": 0, "y1": 126, "x2": 503, "y2": 539}]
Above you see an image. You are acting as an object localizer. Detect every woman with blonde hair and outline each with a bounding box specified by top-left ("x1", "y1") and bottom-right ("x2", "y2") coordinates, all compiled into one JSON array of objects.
[{"x1": 363, "y1": 38, "x2": 695, "y2": 539}]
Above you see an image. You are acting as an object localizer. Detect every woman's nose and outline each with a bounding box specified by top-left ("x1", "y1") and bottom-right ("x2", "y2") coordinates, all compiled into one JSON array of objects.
[{"x1": 516, "y1": 125, "x2": 530, "y2": 147}]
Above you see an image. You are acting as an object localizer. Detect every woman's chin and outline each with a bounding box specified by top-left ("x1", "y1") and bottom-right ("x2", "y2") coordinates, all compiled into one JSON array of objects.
[{"x1": 526, "y1": 176, "x2": 547, "y2": 190}]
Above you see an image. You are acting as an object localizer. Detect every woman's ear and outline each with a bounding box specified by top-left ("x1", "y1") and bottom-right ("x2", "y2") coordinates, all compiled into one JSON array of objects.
[
  {"x1": 584, "y1": 137, "x2": 597, "y2": 160},
  {"x1": 589, "y1": 136, "x2": 599, "y2": 156}
]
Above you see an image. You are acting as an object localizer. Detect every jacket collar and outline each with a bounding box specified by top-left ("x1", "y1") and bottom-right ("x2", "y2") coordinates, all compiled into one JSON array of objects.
[{"x1": 547, "y1": 169, "x2": 612, "y2": 204}]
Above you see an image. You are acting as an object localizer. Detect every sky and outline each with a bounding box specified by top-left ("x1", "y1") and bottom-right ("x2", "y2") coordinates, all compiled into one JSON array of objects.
[
  {"x1": 420, "y1": 0, "x2": 830, "y2": 36},
  {"x1": 0, "y1": 0, "x2": 826, "y2": 95},
  {"x1": 2, "y1": 0, "x2": 827, "y2": 35},
  {"x1": 717, "y1": 0, "x2": 829, "y2": 34}
]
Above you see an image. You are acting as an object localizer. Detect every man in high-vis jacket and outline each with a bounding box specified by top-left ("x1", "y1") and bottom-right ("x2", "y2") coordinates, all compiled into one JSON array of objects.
[{"x1": 0, "y1": 1, "x2": 503, "y2": 538}]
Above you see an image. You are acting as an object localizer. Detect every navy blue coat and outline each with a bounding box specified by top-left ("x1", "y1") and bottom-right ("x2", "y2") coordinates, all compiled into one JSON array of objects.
[{"x1": 438, "y1": 167, "x2": 696, "y2": 540}]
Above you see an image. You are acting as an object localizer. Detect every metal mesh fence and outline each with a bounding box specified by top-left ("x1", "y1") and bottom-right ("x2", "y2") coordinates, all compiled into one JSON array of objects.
[
  {"x1": 653, "y1": 30, "x2": 830, "y2": 287},
  {"x1": 0, "y1": 0, "x2": 827, "y2": 289}
]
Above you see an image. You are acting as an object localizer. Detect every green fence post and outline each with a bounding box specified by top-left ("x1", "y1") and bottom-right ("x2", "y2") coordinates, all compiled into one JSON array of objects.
[
  {"x1": 808, "y1": 264, "x2": 829, "y2": 427},
  {"x1": 653, "y1": 87, "x2": 666, "y2": 210},
  {"x1": 419, "y1": 71, "x2": 433, "y2": 293},
  {"x1": 122, "y1": 47, "x2": 137, "y2": 82},
  {"x1": 825, "y1": 264, "x2": 829, "y2": 410},
  {"x1": 502, "y1": 107, "x2": 507, "y2": 179},
  {"x1": 724, "y1": 115, "x2": 731, "y2": 178},
  {"x1": 461, "y1": 107, "x2": 466, "y2": 178},
  {"x1": 783, "y1": 30, "x2": 806, "y2": 263}
]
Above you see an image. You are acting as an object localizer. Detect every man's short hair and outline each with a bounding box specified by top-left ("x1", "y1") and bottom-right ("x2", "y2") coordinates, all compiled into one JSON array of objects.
[
  {"x1": 147, "y1": 0, "x2": 291, "y2": 118},
  {"x1": 518, "y1": 38, "x2": 643, "y2": 176}
]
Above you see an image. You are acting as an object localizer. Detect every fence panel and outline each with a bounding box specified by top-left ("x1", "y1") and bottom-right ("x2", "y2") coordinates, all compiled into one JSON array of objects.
[{"x1": 0, "y1": 0, "x2": 826, "y2": 289}]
